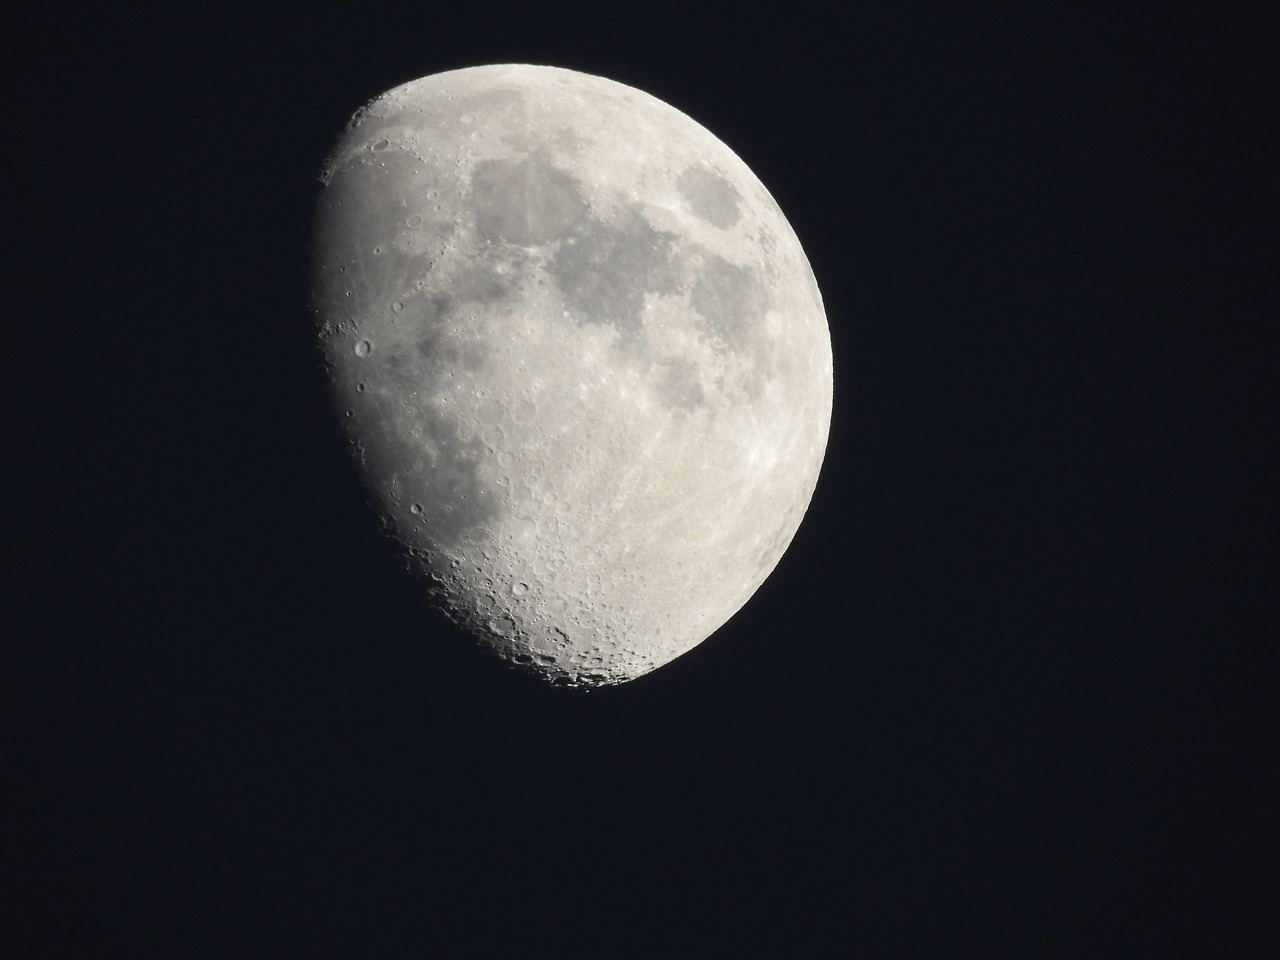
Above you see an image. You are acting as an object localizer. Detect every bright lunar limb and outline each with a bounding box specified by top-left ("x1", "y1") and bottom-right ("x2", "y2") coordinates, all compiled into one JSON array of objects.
[{"x1": 312, "y1": 65, "x2": 832, "y2": 686}]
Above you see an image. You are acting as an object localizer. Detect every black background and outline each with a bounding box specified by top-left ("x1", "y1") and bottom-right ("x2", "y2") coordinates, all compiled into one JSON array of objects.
[{"x1": 14, "y1": 3, "x2": 1268, "y2": 956}]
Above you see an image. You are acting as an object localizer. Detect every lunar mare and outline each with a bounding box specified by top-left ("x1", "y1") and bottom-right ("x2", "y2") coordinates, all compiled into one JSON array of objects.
[{"x1": 312, "y1": 65, "x2": 832, "y2": 686}]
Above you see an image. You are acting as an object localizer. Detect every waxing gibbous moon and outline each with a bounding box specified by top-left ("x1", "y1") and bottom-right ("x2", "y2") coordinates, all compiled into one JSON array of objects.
[{"x1": 311, "y1": 64, "x2": 832, "y2": 686}]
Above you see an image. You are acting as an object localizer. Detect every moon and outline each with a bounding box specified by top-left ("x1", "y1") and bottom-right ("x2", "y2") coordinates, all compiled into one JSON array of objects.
[{"x1": 311, "y1": 65, "x2": 832, "y2": 686}]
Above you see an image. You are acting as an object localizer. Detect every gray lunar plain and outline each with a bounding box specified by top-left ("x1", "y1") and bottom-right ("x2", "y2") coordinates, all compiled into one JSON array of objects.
[{"x1": 312, "y1": 64, "x2": 832, "y2": 685}]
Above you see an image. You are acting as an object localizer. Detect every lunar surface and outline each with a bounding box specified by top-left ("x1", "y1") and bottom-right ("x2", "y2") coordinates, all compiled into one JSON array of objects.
[{"x1": 312, "y1": 65, "x2": 832, "y2": 686}]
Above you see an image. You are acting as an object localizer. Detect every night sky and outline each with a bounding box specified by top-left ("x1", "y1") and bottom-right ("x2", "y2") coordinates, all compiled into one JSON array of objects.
[{"x1": 15, "y1": 4, "x2": 1266, "y2": 956}]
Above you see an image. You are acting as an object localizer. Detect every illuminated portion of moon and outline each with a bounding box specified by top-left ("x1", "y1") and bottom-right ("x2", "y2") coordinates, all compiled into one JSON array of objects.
[{"x1": 312, "y1": 65, "x2": 832, "y2": 686}]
